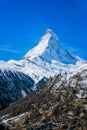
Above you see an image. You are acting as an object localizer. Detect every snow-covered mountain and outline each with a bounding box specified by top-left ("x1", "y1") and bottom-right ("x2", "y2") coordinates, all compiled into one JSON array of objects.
[
  {"x1": 0, "y1": 29, "x2": 87, "y2": 129},
  {"x1": 0, "y1": 29, "x2": 86, "y2": 83},
  {"x1": 0, "y1": 28, "x2": 87, "y2": 111},
  {"x1": 24, "y1": 29, "x2": 80, "y2": 64},
  {"x1": 11, "y1": 29, "x2": 85, "y2": 80}
]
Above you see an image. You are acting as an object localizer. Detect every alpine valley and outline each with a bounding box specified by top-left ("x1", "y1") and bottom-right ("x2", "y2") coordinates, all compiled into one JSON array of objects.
[{"x1": 0, "y1": 29, "x2": 87, "y2": 130}]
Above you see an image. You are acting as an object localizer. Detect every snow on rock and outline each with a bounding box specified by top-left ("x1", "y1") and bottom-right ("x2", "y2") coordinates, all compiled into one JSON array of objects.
[
  {"x1": 1, "y1": 113, "x2": 26, "y2": 125},
  {"x1": 24, "y1": 29, "x2": 81, "y2": 65},
  {"x1": 19, "y1": 29, "x2": 85, "y2": 82},
  {"x1": 21, "y1": 90, "x2": 26, "y2": 97},
  {"x1": 0, "y1": 29, "x2": 86, "y2": 83}
]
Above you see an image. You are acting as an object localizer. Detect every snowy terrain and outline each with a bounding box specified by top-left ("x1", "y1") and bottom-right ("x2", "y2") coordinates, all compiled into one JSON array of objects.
[{"x1": 0, "y1": 29, "x2": 86, "y2": 83}]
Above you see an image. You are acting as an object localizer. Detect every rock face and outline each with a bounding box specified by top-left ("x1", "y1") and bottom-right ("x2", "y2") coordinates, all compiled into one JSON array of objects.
[
  {"x1": 0, "y1": 69, "x2": 34, "y2": 109},
  {"x1": 0, "y1": 69, "x2": 87, "y2": 130}
]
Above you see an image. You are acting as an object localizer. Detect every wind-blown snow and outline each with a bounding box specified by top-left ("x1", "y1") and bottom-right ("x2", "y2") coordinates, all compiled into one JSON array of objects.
[{"x1": 21, "y1": 90, "x2": 26, "y2": 97}]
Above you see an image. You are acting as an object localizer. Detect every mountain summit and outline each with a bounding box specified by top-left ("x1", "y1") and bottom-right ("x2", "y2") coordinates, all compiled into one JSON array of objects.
[
  {"x1": 0, "y1": 28, "x2": 86, "y2": 108},
  {"x1": 24, "y1": 29, "x2": 60, "y2": 61},
  {"x1": 24, "y1": 29, "x2": 80, "y2": 64},
  {"x1": 0, "y1": 29, "x2": 85, "y2": 83}
]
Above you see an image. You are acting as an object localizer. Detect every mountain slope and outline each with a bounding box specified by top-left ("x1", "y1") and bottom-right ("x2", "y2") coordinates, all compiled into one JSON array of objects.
[
  {"x1": 6, "y1": 29, "x2": 84, "y2": 82},
  {"x1": 0, "y1": 69, "x2": 34, "y2": 109},
  {"x1": 0, "y1": 29, "x2": 87, "y2": 129},
  {"x1": 0, "y1": 68, "x2": 87, "y2": 130},
  {"x1": 0, "y1": 29, "x2": 86, "y2": 110}
]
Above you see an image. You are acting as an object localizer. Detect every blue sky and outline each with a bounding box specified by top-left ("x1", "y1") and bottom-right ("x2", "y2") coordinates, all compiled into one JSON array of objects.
[{"x1": 0, "y1": 0, "x2": 87, "y2": 61}]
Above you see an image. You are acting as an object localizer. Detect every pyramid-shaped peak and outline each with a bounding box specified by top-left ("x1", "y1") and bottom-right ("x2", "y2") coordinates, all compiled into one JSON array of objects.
[
  {"x1": 23, "y1": 28, "x2": 82, "y2": 64},
  {"x1": 24, "y1": 28, "x2": 60, "y2": 60},
  {"x1": 44, "y1": 28, "x2": 59, "y2": 42},
  {"x1": 45, "y1": 28, "x2": 54, "y2": 34}
]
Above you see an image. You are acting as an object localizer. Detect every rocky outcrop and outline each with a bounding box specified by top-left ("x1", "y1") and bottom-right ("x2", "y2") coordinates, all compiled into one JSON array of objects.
[{"x1": 0, "y1": 69, "x2": 34, "y2": 109}]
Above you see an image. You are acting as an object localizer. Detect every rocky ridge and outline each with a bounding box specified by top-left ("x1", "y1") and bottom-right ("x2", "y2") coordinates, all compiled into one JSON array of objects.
[{"x1": 0, "y1": 67, "x2": 87, "y2": 130}]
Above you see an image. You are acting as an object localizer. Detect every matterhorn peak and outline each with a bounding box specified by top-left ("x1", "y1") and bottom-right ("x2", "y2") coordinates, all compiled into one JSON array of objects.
[
  {"x1": 0, "y1": 28, "x2": 85, "y2": 84},
  {"x1": 45, "y1": 28, "x2": 53, "y2": 33},
  {"x1": 45, "y1": 28, "x2": 55, "y2": 35},
  {"x1": 38, "y1": 28, "x2": 60, "y2": 49},
  {"x1": 23, "y1": 29, "x2": 82, "y2": 64},
  {"x1": 24, "y1": 29, "x2": 60, "y2": 60},
  {"x1": 44, "y1": 28, "x2": 59, "y2": 42}
]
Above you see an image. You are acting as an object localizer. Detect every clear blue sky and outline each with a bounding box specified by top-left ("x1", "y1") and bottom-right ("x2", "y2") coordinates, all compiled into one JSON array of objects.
[{"x1": 0, "y1": 0, "x2": 87, "y2": 61}]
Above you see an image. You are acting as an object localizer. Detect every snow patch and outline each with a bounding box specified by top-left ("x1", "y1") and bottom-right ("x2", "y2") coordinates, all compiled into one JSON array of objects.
[{"x1": 21, "y1": 90, "x2": 26, "y2": 97}]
